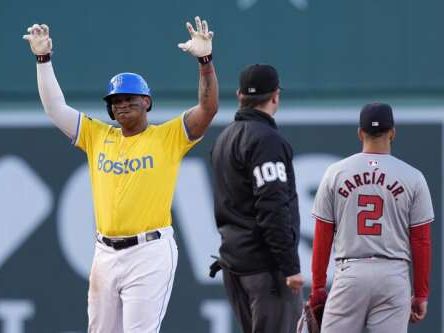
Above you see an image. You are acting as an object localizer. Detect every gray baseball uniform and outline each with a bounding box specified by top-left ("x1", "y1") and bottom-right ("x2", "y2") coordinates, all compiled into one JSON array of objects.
[{"x1": 312, "y1": 152, "x2": 434, "y2": 333}]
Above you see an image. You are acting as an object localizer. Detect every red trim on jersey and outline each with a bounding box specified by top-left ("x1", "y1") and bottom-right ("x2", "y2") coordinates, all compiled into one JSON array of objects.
[
  {"x1": 312, "y1": 214, "x2": 335, "y2": 224},
  {"x1": 312, "y1": 218, "x2": 335, "y2": 290},
  {"x1": 410, "y1": 219, "x2": 434, "y2": 228},
  {"x1": 410, "y1": 223, "x2": 431, "y2": 299}
]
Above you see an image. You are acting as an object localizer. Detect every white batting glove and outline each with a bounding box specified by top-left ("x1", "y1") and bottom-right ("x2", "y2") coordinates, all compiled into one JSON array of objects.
[
  {"x1": 178, "y1": 16, "x2": 213, "y2": 57},
  {"x1": 23, "y1": 24, "x2": 53, "y2": 55}
]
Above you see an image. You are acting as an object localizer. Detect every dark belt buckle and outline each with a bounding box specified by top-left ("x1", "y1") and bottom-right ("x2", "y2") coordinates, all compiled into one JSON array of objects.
[{"x1": 109, "y1": 238, "x2": 127, "y2": 250}]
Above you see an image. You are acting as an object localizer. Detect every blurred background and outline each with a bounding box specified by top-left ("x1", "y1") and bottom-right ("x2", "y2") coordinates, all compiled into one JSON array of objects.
[{"x1": 0, "y1": 0, "x2": 443, "y2": 332}]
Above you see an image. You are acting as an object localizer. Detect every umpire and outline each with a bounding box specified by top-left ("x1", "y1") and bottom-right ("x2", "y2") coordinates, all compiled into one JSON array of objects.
[{"x1": 211, "y1": 64, "x2": 304, "y2": 333}]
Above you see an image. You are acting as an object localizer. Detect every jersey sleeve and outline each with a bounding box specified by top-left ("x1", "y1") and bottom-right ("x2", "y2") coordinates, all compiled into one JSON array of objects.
[
  {"x1": 74, "y1": 113, "x2": 110, "y2": 154},
  {"x1": 250, "y1": 134, "x2": 300, "y2": 276},
  {"x1": 158, "y1": 113, "x2": 201, "y2": 161},
  {"x1": 409, "y1": 172, "x2": 434, "y2": 227},
  {"x1": 312, "y1": 166, "x2": 335, "y2": 224}
]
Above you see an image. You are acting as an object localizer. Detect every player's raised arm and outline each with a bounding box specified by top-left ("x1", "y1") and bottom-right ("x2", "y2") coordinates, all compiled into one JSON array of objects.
[
  {"x1": 178, "y1": 16, "x2": 219, "y2": 140},
  {"x1": 23, "y1": 24, "x2": 80, "y2": 139}
]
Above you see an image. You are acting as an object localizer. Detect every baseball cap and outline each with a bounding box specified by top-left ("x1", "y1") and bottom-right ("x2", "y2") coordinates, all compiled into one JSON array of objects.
[
  {"x1": 239, "y1": 64, "x2": 279, "y2": 95},
  {"x1": 359, "y1": 102, "x2": 394, "y2": 134}
]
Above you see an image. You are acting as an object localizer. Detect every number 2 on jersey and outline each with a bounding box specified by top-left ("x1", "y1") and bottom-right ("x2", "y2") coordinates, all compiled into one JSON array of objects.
[{"x1": 357, "y1": 194, "x2": 383, "y2": 235}]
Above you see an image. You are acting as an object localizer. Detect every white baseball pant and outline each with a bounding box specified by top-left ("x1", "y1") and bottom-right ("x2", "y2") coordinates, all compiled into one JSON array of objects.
[{"x1": 88, "y1": 226, "x2": 178, "y2": 333}]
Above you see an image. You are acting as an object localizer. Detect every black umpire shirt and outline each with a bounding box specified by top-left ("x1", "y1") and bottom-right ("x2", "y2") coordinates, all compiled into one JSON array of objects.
[{"x1": 211, "y1": 108, "x2": 301, "y2": 277}]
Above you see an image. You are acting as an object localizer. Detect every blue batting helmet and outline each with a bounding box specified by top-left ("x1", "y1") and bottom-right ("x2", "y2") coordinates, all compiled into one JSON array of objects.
[{"x1": 103, "y1": 72, "x2": 153, "y2": 120}]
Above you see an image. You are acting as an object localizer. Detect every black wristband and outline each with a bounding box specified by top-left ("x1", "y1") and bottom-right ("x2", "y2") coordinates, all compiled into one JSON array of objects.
[
  {"x1": 36, "y1": 53, "x2": 51, "y2": 64},
  {"x1": 198, "y1": 54, "x2": 212, "y2": 65}
]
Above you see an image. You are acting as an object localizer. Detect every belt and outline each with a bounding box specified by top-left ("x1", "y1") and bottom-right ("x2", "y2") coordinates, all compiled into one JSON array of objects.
[
  {"x1": 100, "y1": 230, "x2": 161, "y2": 250},
  {"x1": 336, "y1": 255, "x2": 405, "y2": 263}
]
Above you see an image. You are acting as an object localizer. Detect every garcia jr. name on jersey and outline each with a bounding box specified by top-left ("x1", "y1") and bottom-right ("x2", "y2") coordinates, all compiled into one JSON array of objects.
[
  {"x1": 338, "y1": 168, "x2": 404, "y2": 198},
  {"x1": 97, "y1": 152, "x2": 154, "y2": 175}
]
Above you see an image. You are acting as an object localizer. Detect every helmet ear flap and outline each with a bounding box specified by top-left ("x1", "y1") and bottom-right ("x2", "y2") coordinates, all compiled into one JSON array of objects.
[{"x1": 107, "y1": 103, "x2": 115, "y2": 120}]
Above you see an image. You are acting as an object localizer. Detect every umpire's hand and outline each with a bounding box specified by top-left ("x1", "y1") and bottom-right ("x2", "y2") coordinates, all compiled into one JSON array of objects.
[
  {"x1": 286, "y1": 273, "x2": 304, "y2": 293},
  {"x1": 23, "y1": 24, "x2": 53, "y2": 55}
]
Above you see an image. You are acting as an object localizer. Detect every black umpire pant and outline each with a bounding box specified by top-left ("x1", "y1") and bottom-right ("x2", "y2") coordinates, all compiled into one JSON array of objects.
[{"x1": 223, "y1": 269, "x2": 303, "y2": 333}]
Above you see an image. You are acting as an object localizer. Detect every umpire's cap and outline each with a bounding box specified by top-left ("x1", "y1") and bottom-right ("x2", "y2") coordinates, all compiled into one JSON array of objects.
[
  {"x1": 239, "y1": 64, "x2": 280, "y2": 95},
  {"x1": 359, "y1": 102, "x2": 394, "y2": 134},
  {"x1": 103, "y1": 72, "x2": 153, "y2": 120}
]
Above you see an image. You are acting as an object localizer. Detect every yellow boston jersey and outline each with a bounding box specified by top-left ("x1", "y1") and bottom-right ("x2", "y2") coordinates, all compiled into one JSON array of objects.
[{"x1": 74, "y1": 113, "x2": 199, "y2": 236}]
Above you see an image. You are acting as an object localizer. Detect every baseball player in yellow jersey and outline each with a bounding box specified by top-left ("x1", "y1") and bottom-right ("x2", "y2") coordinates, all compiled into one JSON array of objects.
[{"x1": 23, "y1": 17, "x2": 218, "y2": 332}]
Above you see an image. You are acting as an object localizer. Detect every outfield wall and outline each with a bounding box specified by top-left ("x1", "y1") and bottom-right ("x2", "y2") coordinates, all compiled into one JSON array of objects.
[{"x1": 2, "y1": 0, "x2": 444, "y2": 98}]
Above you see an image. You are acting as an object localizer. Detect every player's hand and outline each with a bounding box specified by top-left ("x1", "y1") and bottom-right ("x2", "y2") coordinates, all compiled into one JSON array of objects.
[
  {"x1": 410, "y1": 297, "x2": 428, "y2": 323},
  {"x1": 309, "y1": 287, "x2": 328, "y2": 307},
  {"x1": 178, "y1": 16, "x2": 213, "y2": 57},
  {"x1": 304, "y1": 288, "x2": 327, "y2": 333},
  {"x1": 286, "y1": 273, "x2": 304, "y2": 293},
  {"x1": 23, "y1": 24, "x2": 53, "y2": 55}
]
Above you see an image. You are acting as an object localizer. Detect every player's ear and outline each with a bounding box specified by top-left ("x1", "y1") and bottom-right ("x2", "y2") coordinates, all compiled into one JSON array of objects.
[
  {"x1": 142, "y1": 96, "x2": 151, "y2": 110},
  {"x1": 271, "y1": 89, "x2": 280, "y2": 105},
  {"x1": 389, "y1": 128, "x2": 396, "y2": 142},
  {"x1": 357, "y1": 127, "x2": 364, "y2": 142}
]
